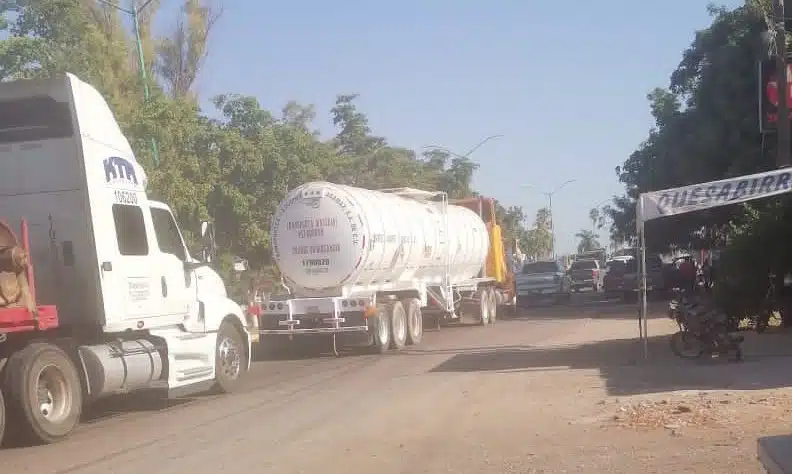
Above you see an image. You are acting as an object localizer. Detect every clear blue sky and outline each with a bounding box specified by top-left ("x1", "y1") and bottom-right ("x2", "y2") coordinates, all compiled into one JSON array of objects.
[{"x1": 176, "y1": 0, "x2": 743, "y2": 255}]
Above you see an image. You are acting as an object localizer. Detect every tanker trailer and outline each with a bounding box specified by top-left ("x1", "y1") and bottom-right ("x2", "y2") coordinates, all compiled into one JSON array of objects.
[{"x1": 257, "y1": 182, "x2": 501, "y2": 356}]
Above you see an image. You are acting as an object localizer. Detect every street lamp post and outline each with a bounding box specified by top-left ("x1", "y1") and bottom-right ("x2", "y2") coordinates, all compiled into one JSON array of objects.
[
  {"x1": 96, "y1": 0, "x2": 160, "y2": 166},
  {"x1": 522, "y1": 179, "x2": 577, "y2": 260},
  {"x1": 422, "y1": 134, "x2": 504, "y2": 159}
]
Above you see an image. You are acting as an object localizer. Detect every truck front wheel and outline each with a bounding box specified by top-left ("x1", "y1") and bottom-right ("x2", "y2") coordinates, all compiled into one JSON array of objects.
[
  {"x1": 5, "y1": 342, "x2": 82, "y2": 445},
  {"x1": 213, "y1": 321, "x2": 247, "y2": 394}
]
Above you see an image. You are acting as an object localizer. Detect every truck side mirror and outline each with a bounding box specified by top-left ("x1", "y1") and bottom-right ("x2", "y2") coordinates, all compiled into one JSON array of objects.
[{"x1": 199, "y1": 220, "x2": 217, "y2": 263}]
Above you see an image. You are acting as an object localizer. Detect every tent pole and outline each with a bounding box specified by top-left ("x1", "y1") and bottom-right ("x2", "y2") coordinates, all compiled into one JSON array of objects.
[
  {"x1": 636, "y1": 198, "x2": 649, "y2": 360},
  {"x1": 640, "y1": 221, "x2": 649, "y2": 360},
  {"x1": 635, "y1": 207, "x2": 643, "y2": 343}
]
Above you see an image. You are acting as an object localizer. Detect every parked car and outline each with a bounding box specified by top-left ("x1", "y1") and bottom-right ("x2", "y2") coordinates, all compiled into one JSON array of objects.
[
  {"x1": 622, "y1": 254, "x2": 666, "y2": 301},
  {"x1": 515, "y1": 260, "x2": 572, "y2": 306},
  {"x1": 603, "y1": 258, "x2": 629, "y2": 297},
  {"x1": 568, "y1": 259, "x2": 602, "y2": 292}
]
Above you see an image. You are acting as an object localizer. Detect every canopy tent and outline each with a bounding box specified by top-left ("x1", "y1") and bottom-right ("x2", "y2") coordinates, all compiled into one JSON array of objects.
[{"x1": 636, "y1": 167, "x2": 792, "y2": 358}]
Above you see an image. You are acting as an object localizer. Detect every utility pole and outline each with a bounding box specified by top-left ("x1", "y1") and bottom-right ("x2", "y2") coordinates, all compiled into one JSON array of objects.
[
  {"x1": 547, "y1": 193, "x2": 555, "y2": 260},
  {"x1": 521, "y1": 179, "x2": 576, "y2": 261},
  {"x1": 96, "y1": 0, "x2": 160, "y2": 167},
  {"x1": 775, "y1": 0, "x2": 791, "y2": 167}
]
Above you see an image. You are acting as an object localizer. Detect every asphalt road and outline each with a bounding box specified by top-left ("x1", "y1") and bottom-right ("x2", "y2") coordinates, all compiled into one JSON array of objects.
[{"x1": 1, "y1": 291, "x2": 626, "y2": 474}]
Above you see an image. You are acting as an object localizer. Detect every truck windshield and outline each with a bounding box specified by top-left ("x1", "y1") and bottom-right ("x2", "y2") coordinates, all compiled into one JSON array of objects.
[
  {"x1": 571, "y1": 260, "x2": 596, "y2": 270},
  {"x1": 0, "y1": 96, "x2": 73, "y2": 144},
  {"x1": 522, "y1": 262, "x2": 558, "y2": 274}
]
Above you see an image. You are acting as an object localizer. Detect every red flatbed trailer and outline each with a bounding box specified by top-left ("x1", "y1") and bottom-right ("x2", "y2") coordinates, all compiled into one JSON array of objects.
[
  {"x1": 0, "y1": 219, "x2": 61, "y2": 446},
  {"x1": 0, "y1": 219, "x2": 59, "y2": 334}
]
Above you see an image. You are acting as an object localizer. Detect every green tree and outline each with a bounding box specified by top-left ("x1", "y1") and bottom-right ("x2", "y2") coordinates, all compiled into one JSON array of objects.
[
  {"x1": 605, "y1": 2, "x2": 792, "y2": 322},
  {"x1": 0, "y1": 1, "x2": 513, "y2": 294},
  {"x1": 575, "y1": 230, "x2": 601, "y2": 253},
  {"x1": 521, "y1": 208, "x2": 552, "y2": 260},
  {"x1": 608, "y1": 4, "x2": 766, "y2": 251},
  {"x1": 588, "y1": 208, "x2": 600, "y2": 231}
]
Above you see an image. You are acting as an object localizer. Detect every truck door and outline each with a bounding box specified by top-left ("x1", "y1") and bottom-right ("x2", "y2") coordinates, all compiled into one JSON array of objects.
[
  {"x1": 109, "y1": 202, "x2": 160, "y2": 321},
  {"x1": 149, "y1": 205, "x2": 196, "y2": 325}
]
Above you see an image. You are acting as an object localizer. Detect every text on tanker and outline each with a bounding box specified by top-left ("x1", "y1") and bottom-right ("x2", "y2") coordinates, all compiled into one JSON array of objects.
[
  {"x1": 286, "y1": 217, "x2": 338, "y2": 230},
  {"x1": 323, "y1": 189, "x2": 361, "y2": 245},
  {"x1": 655, "y1": 172, "x2": 791, "y2": 209},
  {"x1": 292, "y1": 243, "x2": 341, "y2": 255},
  {"x1": 370, "y1": 234, "x2": 419, "y2": 244}
]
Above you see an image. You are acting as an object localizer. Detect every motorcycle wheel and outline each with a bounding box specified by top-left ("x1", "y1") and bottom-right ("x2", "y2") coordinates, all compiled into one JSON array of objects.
[{"x1": 670, "y1": 331, "x2": 704, "y2": 359}]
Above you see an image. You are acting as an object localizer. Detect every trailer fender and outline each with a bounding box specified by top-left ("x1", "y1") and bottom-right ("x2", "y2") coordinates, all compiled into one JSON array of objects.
[{"x1": 198, "y1": 295, "x2": 252, "y2": 371}]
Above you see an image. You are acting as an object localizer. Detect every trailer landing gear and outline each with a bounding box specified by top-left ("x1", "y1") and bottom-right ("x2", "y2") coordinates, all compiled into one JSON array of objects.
[{"x1": 331, "y1": 334, "x2": 340, "y2": 358}]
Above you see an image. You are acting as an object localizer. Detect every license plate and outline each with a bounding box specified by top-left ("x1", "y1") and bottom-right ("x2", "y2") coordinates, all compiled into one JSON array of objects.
[{"x1": 541, "y1": 289, "x2": 555, "y2": 294}]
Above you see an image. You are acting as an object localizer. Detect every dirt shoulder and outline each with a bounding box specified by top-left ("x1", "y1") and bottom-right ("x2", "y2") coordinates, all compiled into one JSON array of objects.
[{"x1": 526, "y1": 307, "x2": 792, "y2": 473}]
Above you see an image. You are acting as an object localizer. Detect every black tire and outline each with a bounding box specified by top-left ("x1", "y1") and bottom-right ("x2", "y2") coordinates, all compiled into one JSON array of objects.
[
  {"x1": 5, "y1": 342, "x2": 82, "y2": 445},
  {"x1": 213, "y1": 321, "x2": 248, "y2": 394},
  {"x1": 0, "y1": 388, "x2": 5, "y2": 447},
  {"x1": 669, "y1": 331, "x2": 704, "y2": 359},
  {"x1": 389, "y1": 301, "x2": 408, "y2": 350},
  {"x1": 403, "y1": 298, "x2": 423, "y2": 345},
  {"x1": 501, "y1": 294, "x2": 517, "y2": 319},
  {"x1": 756, "y1": 311, "x2": 771, "y2": 334},
  {"x1": 371, "y1": 305, "x2": 391, "y2": 354},
  {"x1": 478, "y1": 289, "x2": 490, "y2": 326},
  {"x1": 488, "y1": 290, "x2": 498, "y2": 324}
]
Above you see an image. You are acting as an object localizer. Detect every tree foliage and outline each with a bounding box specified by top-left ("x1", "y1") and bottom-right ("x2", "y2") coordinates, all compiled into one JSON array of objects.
[
  {"x1": 493, "y1": 205, "x2": 553, "y2": 261},
  {"x1": 609, "y1": 3, "x2": 767, "y2": 252},
  {"x1": 0, "y1": 0, "x2": 531, "y2": 295},
  {"x1": 575, "y1": 230, "x2": 601, "y2": 253},
  {"x1": 609, "y1": 2, "x2": 792, "y2": 316}
]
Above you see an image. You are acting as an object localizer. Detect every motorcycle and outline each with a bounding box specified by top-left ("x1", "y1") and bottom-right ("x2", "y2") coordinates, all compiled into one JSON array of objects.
[{"x1": 668, "y1": 289, "x2": 744, "y2": 361}]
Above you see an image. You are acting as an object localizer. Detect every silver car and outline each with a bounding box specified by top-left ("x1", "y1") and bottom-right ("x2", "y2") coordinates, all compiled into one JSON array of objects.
[{"x1": 515, "y1": 260, "x2": 572, "y2": 306}]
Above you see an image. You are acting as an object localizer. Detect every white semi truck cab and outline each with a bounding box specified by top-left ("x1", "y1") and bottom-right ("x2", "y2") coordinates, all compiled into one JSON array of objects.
[{"x1": 0, "y1": 73, "x2": 256, "y2": 445}]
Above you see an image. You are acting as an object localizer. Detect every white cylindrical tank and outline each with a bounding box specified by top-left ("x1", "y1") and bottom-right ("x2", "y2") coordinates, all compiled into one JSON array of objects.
[{"x1": 271, "y1": 182, "x2": 490, "y2": 293}]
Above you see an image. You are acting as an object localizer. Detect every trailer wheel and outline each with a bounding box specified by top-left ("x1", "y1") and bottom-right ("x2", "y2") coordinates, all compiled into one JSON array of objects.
[
  {"x1": 403, "y1": 298, "x2": 423, "y2": 345},
  {"x1": 478, "y1": 290, "x2": 490, "y2": 326},
  {"x1": 0, "y1": 388, "x2": 5, "y2": 447},
  {"x1": 371, "y1": 305, "x2": 391, "y2": 354},
  {"x1": 213, "y1": 321, "x2": 247, "y2": 394},
  {"x1": 487, "y1": 289, "x2": 498, "y2": 324},
  {"x1": 5, "y1": 342, "x2": 82, "y2": 445},
  {"x1": 389, "y1": 301, "x2": 407, "y2": 350}
]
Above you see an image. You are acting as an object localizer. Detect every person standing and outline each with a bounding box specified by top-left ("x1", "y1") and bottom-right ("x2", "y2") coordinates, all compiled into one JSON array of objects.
[
  {"x1": 702, "y1": 257, "x2": 712, "y2": 292},
  {"x1": 678, "y1": 257, "x2": 697, "y2": 291}
]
